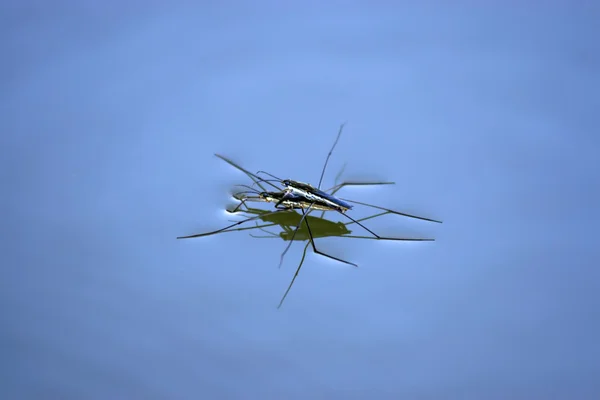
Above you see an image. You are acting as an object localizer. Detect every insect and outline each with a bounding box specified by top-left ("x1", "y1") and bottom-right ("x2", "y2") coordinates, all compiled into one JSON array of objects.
[
  {"x1": 178, "y1": 150, "x2": 435, "y2": 266},
  {"x1": 178, "y1": 136, "x2": 441, "y2": 307}
]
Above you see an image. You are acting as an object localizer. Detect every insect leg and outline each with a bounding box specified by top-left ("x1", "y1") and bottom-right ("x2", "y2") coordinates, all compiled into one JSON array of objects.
[
  {"x1": 278, "y1": 203, "x2": 315, "y2": 268},
  {"x1": 319, "y1": 181, "x2": 395, "y2": 218},
  {"x1": 335, "y1": 211, "x2": 436, "y2": 241},
  {"x1": 338, "y1": 198, "x2": 443, "y2": 224},
  {"x1": 345, "y1": 210, "x2": 391, "y2": 225},
  {"x1": 302, "y1": 208, "x2": 359, "y2": 267},
  {"x1": 333, "y1": 162, "x2": 347, "y2": 188},
  {"x1": 326, "y1": 181, "x2": 395, "y2": 196},
  {"x1": 248, "y1": 220, "x2": 281, "y2": 238},
  {"x1": 221, "y1": 222, "x2": 280, "y2": 234},
  {"x1": 215, "y1": 154, "x2": 280, "y2": 191},
  {"x1": 317, "y1": 123, "x2": 345, "y2": 189},
  {"x1": 273, "y1": 190, "x2": 295, "y2": 209},
  {"x1": 228, "y1": 197, "x2": 251, "y2": 213},
  {"x1": 277, "y1": 240, "x2": 311, "y2": 309},
  {"x1": 176, "y1": 209, "x2": 289, "y2": 239}
]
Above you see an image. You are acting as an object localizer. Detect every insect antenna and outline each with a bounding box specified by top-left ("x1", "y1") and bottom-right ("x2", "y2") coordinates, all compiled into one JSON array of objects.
[{"x1": 317, "y1": 122, "x2": 346, "y2": 189}]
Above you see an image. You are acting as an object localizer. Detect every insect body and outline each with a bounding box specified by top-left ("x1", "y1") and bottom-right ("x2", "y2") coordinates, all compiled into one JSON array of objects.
[
  {"x1": 230, "y1": 187, "x2": 339, "y2": 213},
  {"x1": 279, "y1": 179, "x2": 353, "y2": 212}
]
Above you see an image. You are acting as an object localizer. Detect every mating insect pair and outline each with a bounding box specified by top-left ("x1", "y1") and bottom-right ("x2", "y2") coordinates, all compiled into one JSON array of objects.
[{"x1": 178, "y1": 124, "x2": 442, "y2": 308}]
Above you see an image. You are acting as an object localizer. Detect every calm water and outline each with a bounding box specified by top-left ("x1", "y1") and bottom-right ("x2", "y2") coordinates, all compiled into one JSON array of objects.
[{"x1": 2, "y1": 3, "x2": 599, "y2": 399}]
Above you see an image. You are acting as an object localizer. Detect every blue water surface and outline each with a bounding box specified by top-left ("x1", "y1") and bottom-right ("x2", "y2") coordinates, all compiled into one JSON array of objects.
[{"x1": 2, "y1": 2, "x2": 599, "y2": 399}]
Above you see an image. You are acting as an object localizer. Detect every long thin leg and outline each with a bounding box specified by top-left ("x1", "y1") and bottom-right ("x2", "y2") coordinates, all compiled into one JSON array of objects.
[
  {"x1": 215, "y1": 153, "x2": 281, "y2": 191},
  {"x1": 250, "y1": 211, "x2": 391, "y2": 240},
  {"x1": 248, "y1": 210, "x2": 425, "y2": 241},
  {"x1": 228, "y1": 194, "x2": 291, "y2": 214},
  {"x1": 228, "y1": 197, "x2": 254, "y2": 213},
  {"x1": 318, "y1": 123, "x2": 345, "y2": 189},
  {"x1": 253, "y1": 233, "x2": 429, "y2": 241},
  {"x1": 278, "y1": 203, "x2": 315, "y2": 268},
  {"x1": 222, "y1": 222, "x2": 279, "y2": 234},
  {"x1": 333, "y1": 162, "x2": 347, "y2": 188},
  {"x1": 277, "y1": 240, "x2": 311, "y2": 309},
  {"x1": 273, "y1": 190, "x2": 297, "y2": 209},
  {"x1": 229, "y1": 193, "x2": 297, "y2": 215},
  {"x1": 250, "y1": 233, "x2": 279, "y2": 238},
  {"x1": 336, "y1": 211, "x2": 435, "y2": 241},
  {"x1": 319, "y1": 181, "x2": 395, "y2": 218},
  {"x1": 176, "y1": 209, "x2": 289, "y2": 239},
  {"x1": 326, "y1": 181, "x2": 395, "y2": 196},
  {"x1": 249, "y1": 222, "x2": 281, "y2": 237},
  {"x1": 254, "y1": 234, "x2": 402, "y2": 240},
  {"x1": 339, "y1": 198, "x2": 443, "y2": 224},
  {"x1": 303, "y1": 209, "x2": 358, "y2": 267},
  {"x1": 277, "y1": 207, "x2": 359, "y2": 309},
  {"x1": 345, "y1": 210, "x2": 391, "y2": 225}
]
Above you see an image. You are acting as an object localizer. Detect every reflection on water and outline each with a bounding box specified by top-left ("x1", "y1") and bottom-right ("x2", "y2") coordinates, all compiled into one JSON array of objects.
[
  {"x1": 224, "y1": 204, "x2": 400, "y2": 308},
  {"x1": 223, "y1": 204, "x2": 393, "y2": 242}
]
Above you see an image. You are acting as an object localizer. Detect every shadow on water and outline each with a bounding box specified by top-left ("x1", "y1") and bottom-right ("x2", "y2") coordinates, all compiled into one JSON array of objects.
[
  {"x1": 220, "y1": 202, "x2": 398, "y2": 309},
  {"x1": 222, "y1": 204, "x2": 393, "y2": 242}
]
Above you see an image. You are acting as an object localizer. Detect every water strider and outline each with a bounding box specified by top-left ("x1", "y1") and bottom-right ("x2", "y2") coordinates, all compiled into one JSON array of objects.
[{"x1": 178, "y1": 126, "x2": 442, "y2": 307}]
